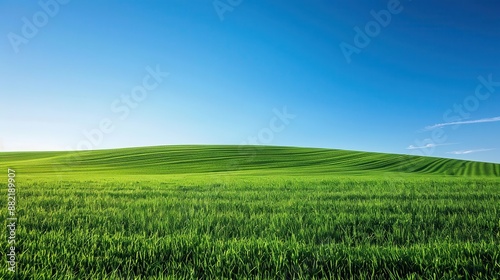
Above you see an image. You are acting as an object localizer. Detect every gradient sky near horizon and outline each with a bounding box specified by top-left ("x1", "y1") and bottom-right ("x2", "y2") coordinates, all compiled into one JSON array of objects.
[{"x1": 1, "y1": 0, "x2": 499, "y2": 163}]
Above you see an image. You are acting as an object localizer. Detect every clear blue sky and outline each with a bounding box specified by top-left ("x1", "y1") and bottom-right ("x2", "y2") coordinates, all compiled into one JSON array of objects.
[{"x1": 1, "y1": 0, "x2": 499, "y2": 163}]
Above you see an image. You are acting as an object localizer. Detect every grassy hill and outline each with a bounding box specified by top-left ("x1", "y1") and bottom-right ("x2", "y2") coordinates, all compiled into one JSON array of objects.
[
  {"x1": 1, "y1": 145, "x2": 499, "y2": 177},
  {"x1": 1, "y1": 145, "x2": 499, "y2": 279}
]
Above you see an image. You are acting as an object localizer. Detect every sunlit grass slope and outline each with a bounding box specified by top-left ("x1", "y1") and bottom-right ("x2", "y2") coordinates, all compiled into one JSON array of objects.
[
  {"x1": 1, "y1": 146, "x2": 499, "y2": 279},
  {"x1": 1, "y1": 145, "x2": 499, "y2": 177}
]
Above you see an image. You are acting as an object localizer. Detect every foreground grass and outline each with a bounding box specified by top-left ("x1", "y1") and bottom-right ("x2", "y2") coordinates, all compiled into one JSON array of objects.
[{"x1": 2, "y1": 174, "x2": 499, "y2": 279}]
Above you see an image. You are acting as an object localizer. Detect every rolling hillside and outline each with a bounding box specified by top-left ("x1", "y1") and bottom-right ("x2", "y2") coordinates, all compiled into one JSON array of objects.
[
  {"x1": 1, "y1": 145, "x2": 499, "y2": 177},
  {"x1": 2, "y1": 145, "x2": 499, "y2": 279}
]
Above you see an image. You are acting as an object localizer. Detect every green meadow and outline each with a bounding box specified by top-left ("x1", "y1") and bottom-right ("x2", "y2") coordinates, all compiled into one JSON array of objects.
[{"x1": 1, "y1": 145, "x2": 499, "y2": 279}]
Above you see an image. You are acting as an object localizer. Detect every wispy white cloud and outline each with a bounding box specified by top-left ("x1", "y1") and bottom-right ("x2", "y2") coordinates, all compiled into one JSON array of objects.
[
  {"x1": 447, "y1": 148, "x2": 495, "y2": 155},
  {"x1": 406, "y1": 143, "x2": 456, "y2": 150},
  {"x1": 425, "y1": 116, "x2": 500, "y2": 130}
]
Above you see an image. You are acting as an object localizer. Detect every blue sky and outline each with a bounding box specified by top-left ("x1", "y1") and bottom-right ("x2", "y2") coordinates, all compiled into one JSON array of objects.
[{"x1": 1, "y1": 0, "x2": 499, "y2": 163}]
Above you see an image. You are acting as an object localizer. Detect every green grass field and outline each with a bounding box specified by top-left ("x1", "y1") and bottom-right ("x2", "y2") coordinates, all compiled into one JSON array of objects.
[{"x1": 1, "y1": 145, "x2": 499, "y2": 279}]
